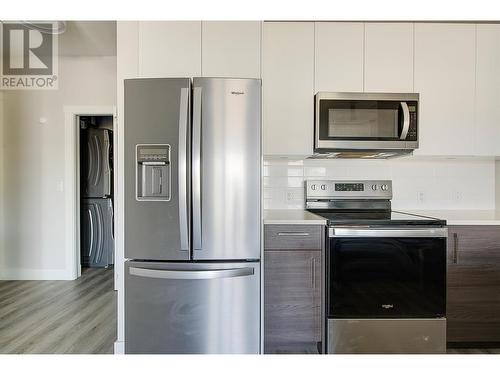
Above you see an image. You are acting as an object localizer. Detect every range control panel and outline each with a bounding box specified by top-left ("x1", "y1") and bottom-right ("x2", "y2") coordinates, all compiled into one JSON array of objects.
[{"x1": 306, "y1": 180, "x2": 392, "y2": 200}]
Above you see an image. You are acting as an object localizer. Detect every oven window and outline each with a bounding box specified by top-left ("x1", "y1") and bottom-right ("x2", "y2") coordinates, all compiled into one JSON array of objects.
[
  {"x1": 319, "y1": 100, "x2": 404, "y2": 140},
  {"x1": 328, "y1": 237, "x2": 446, "y2": 318}
]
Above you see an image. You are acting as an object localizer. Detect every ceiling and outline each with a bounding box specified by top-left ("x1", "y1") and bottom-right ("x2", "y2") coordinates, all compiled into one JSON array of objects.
[{"x1": 59, "y1": 21, "x2": 116, "y2": 57}]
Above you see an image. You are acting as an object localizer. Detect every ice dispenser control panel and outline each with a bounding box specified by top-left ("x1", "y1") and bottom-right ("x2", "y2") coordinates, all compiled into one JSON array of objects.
[{"x1": 136, "y1": 144, "x2": 170, "y2": 201}]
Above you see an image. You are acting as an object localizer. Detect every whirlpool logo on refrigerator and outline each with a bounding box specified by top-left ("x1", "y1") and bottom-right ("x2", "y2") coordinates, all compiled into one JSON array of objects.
[{"x1": 1, "y1": 22, "x2": 58, "y2": 90}]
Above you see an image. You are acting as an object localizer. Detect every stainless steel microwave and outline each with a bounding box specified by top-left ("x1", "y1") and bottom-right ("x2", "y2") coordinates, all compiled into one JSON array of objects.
[{"x1": 314, "y1": 92, "x2": 419, "y2": 158}]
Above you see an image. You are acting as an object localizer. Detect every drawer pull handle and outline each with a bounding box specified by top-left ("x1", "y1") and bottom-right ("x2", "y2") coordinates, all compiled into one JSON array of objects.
[
  {"x1": 277, "y1": 232, "x2": 310, "y2": 236},
  {"x1": 311, "y1": 257, "x2": 315, "y2": 287},
  {"x1": 453, "y1": 233, "x2": 458, "y2": 264}
]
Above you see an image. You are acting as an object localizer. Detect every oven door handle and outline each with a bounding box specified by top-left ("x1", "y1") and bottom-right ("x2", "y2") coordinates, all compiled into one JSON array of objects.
[{"x1": 329, "y1": 227, "x2": 448, "y2": 238}]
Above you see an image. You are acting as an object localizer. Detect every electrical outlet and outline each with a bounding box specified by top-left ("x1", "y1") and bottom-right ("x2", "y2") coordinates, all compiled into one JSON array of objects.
[
  {"x1": 417, "y1": 192, "x2": 425, "y2": 204},
  {"x1": 452, "y1": 191, "x2": 462, "y2": 203}
]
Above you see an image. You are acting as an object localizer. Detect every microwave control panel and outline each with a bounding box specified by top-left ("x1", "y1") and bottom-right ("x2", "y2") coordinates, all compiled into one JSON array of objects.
[{"x1": 406, "y1": 103, "x2": 418, "y2": 141}]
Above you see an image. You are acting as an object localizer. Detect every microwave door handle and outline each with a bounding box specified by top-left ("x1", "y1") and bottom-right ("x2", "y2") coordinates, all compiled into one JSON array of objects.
[{"x1": 400, "y1": 101, "x2": 410, "y2": 140}]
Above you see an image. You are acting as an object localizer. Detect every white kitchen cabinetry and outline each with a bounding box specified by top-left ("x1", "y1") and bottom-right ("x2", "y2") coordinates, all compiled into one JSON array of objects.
[
  {"x1": 202, "y1": 21, "x2": 261, "y2": 78},
  {"x1": 475, "y1": 24, "x2": 500, "y2": 156},
  {"x1": 138, "y1": 21, "x2": 201, "y2": 77},
  {"x1": 314, "y1": 22, "x2": 364, "y2": 93},
  {"x1": 364, "y1": 23, "x2": 414, "y2": 93},
  {"x1": 262, "y1": 22, "x2": 315, "y2": 156},
  {"x1": 414, "y1": 23, "x2": 476, "y2": 156}
]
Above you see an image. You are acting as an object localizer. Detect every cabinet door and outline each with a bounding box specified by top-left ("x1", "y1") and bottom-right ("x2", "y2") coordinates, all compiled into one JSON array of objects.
[
  {"x1": 414, "y1": 23, "x2": 475, "y2": 156},
  {"x1": 364, "y1": 23, "x2": 414, "y2": 93},
  {"x1": 314, "y1": 22, "x2": 363, "y2": 92},
  {"x1": 202, "y1": 21, "x2": 261, "y2": 78},
  {"x1": 262, "y1": 22, "x2": 314, "y2": 156},
  {"x1": 475, "y1": 24, "x2": 500, "y2": 156},
  {"x1": 264, "y1": 250, "x2": 321, "y2": 354},
  {"x1": 138, "y1": 21, "x2": 201, "y2": 77},
  {"x1": 447, "y1": 226, "x2": 500, "y2": 342}
]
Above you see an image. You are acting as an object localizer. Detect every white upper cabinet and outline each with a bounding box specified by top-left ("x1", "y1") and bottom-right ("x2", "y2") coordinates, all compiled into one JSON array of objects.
[
  {"x1": 138, "y1": 21, "x2": 201, "y2": 77},
  {"x1": 364, "y1": 23, "x2": 414, "y2": 93},
  {"x1": 315, "y1": 22, "x2": 364, "y2": 92},
  {"x1": 475, "y1": 24, "x2": 500, "y2": 156},
  {"x1": 202, "y1": 21, "x2": 261, "y2": 78},
  {"x1": 414, "y1": 23, "x2": 476, "y2": 156},
  {"x1": 262, "y1": 22, "x2": 315, "y2": 156}
]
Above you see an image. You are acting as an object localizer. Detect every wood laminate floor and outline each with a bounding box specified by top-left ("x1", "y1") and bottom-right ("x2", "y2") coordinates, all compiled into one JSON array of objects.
[
  {"x1": 0, "y1": 267, "x2": 116, "y2": 354},
  {"x1": 1, "y1": 269, "x2": 499, "y2": 355}
]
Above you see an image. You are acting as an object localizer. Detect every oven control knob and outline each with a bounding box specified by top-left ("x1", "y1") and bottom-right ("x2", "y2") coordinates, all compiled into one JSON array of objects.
[
  {"x1": 371, "y1": 184, "x2": 378, "y2": 191},
  {"x1": 311, "y1": 184, "x2": 317, "y2": 190},
  {"x1": 321, "y1": 184, "x2": 326, "y2": 190},
  {"x1": 381, "y1": 184, "x2": 388, "y2": 191}
]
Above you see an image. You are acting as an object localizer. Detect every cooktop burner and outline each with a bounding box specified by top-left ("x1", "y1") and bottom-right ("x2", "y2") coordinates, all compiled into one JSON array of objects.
[{"x1": 308, "y1": 210, "x2": 446, "y2": 226}]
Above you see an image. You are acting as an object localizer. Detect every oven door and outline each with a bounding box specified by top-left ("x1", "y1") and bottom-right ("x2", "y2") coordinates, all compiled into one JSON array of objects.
[
  {"x1": 315, "y1": 93, "x2": 418, "y2": 151},
  {"x1": 327, "y1": 227, "x2": 447, "y2": 319}
]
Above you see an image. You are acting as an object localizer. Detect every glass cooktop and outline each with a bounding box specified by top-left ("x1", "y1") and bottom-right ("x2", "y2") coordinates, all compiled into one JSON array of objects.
[{"x1": 308, "y1": 210, "x2": 446, "y2": 226}]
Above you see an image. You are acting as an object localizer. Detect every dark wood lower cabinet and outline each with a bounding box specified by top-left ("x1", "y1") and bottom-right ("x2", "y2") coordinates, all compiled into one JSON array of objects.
[
  {"x1": 447, "y1": 225, "x2": 500, "y2": 343},
  {"x1": 264, "y1": 250, "x2": 321, "y2": 354}
]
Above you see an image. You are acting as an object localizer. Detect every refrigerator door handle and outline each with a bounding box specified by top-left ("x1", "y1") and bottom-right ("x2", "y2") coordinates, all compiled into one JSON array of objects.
[
  {"x1": 129, "y1": 266, "x2": 254, "y2": 280},
  {"x1": 178, "y1": 87, "x2": 190, "y2": 251},
  {"x1": 192, "y1": 86, "x2": 202, "y2": 251}
]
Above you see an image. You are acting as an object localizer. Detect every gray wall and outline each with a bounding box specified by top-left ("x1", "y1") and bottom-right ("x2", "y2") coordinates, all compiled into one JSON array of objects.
[{"x1": 0, "y1": 55, "x2": 116, "y2": 279}]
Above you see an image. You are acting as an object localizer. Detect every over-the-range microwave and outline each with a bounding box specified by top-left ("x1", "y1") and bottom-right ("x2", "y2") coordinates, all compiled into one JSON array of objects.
[{"x1": 313, "y1": 92, "x2": 419, "y2": 159}]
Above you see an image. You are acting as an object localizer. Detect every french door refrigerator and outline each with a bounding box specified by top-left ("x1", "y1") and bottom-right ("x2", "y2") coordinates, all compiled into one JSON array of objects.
[{"x1": 124, "y1": 78, "x2": 261, "y2": 354}]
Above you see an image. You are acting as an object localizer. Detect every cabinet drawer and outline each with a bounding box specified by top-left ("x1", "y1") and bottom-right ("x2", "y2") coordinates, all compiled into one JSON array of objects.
[{"x1": 265, "y1": 225, "x2": 323, "y2": 250}]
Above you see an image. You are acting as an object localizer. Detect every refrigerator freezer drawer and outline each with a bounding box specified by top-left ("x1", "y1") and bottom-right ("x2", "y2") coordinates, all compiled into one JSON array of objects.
[{"x1": 125, "y1": 261, "x2": 260, "y2": 354}]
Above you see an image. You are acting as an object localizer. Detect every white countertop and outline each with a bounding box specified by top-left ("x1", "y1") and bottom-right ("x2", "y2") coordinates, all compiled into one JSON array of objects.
[
  {"x1": 401, "y1": 210, "x2": 500, "y2": 226},
  {"x1": 264, "y1": 209, "x2": 500, "y2": 226},
  {"x1": 263, "y1": 209, "x2": 327, "y2": 225}
]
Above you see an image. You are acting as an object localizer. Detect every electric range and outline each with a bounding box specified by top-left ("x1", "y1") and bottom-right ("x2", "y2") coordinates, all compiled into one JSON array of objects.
[{"x1": 306, "y1": 179, "x2": 447, "y2": 354}]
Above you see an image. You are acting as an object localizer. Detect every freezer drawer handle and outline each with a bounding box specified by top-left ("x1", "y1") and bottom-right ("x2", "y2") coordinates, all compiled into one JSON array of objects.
[
  {"x1": 129, "y1": 266, "x2": 254, "y2": 280},
  {"x1": 277, "y1": 232, "x2": 310, "y2": 236}
]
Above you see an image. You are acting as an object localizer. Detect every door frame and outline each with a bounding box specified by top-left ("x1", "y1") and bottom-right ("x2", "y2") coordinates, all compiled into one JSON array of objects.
[{"x1": 64, "y1": 106, "x2": 117, "y2": 283}]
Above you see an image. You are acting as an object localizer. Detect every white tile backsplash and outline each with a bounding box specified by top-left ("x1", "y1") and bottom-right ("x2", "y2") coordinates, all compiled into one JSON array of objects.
[{"x1": 263, "y1": 157, "x2": 496, "y2": 210}]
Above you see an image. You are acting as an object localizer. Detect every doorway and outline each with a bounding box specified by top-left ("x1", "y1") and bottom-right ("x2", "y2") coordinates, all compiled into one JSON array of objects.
[{"x1": 78, "y1": 115, "x2": 115, "y2": 272}]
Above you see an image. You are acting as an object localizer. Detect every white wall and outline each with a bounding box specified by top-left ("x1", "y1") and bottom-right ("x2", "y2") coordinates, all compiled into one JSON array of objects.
[
  {"x1": 0, "y1": 55, "x2": 116, "y2": 279},
  {"x1": 264, "y1": 157, "x2": 496, "y2": 210}
]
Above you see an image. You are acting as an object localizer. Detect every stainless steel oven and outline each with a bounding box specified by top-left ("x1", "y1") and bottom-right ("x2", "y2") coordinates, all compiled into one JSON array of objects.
[
  {"x1": 306, "y1": 179, "x2": 447, "y2": 354},
  {"x1": 327, "y1": 226, "x2": 447, "y2": 354},
  {"x1": 314, "y1": 92, "x2": 419, "y2": 158}
]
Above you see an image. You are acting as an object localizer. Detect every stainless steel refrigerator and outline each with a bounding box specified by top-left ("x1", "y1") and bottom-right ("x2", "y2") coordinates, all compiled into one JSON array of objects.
[{"x1": 124, "y1": 78, "x2": 261, "y2": 354}]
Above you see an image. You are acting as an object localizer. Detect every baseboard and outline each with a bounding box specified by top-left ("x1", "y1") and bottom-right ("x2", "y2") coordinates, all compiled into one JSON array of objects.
[
  {"x1": 114, "y1": 341, "x2": 124, "y2": 354},
  {"x1": 0, "y1": 267, "x2": 76, "y2": 280}
]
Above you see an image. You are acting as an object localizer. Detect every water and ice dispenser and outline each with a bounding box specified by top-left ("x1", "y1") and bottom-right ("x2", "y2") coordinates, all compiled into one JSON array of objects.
[{"x1": 136, "y1": 144, "x2": 170, "y2": 201}]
